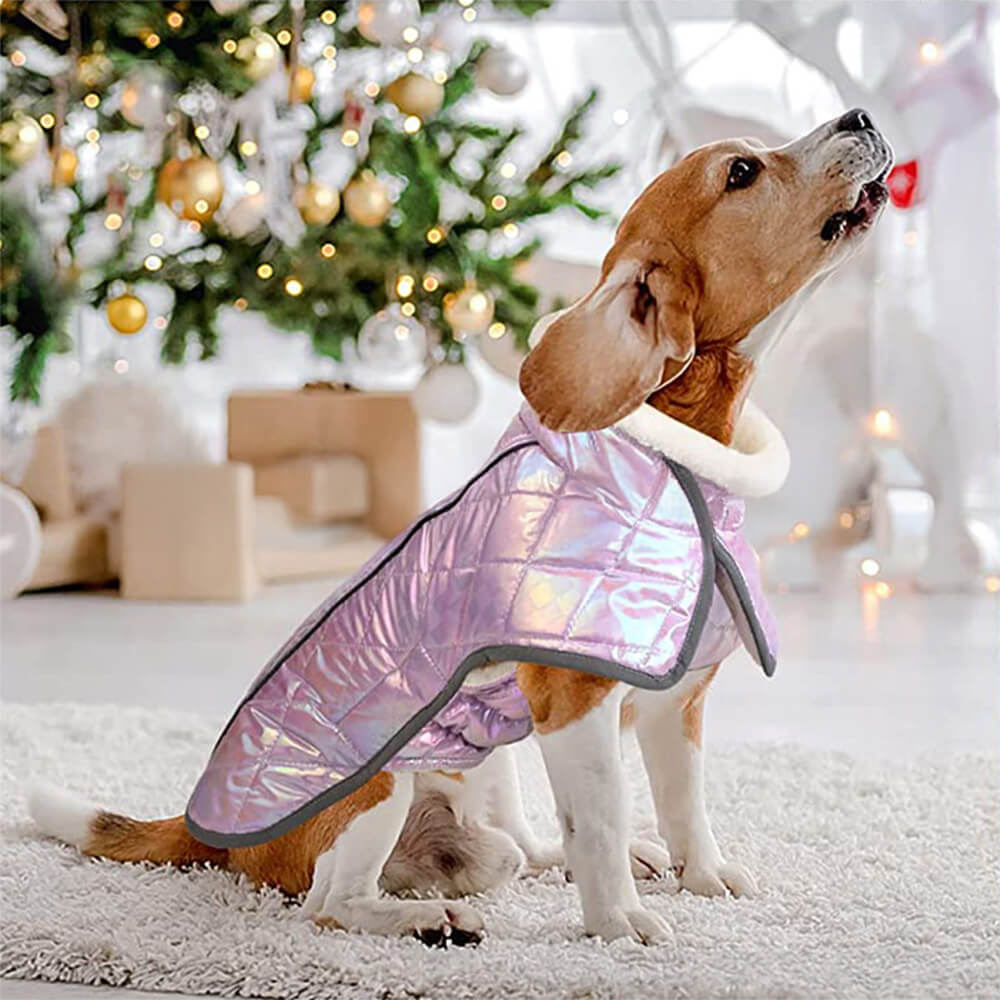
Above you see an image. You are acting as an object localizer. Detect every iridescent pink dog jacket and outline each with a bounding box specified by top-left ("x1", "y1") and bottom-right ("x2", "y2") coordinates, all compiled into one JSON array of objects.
[{"x1": 187, "y1": 401, "x2": 786, "y2": 847}]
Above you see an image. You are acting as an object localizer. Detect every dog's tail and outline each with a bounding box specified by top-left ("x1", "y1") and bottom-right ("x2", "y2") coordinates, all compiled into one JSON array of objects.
[{"x1": 27, "y1": 781, "x2": 227, "y2": 867}]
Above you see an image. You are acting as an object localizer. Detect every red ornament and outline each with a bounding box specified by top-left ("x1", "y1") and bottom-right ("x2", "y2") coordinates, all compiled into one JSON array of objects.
[{"x1": 887, "y1": 160, "x2": 920, "y2": 209}]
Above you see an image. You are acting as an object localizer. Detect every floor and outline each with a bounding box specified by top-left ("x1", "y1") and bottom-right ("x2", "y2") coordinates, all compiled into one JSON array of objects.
[{"x1": 1, "y1": 580, "x2": 997, "y2": 999}]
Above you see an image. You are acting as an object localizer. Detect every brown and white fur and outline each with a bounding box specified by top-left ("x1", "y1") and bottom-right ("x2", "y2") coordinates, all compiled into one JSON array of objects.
[{"x1": 29, "y1": 110, "x2": 891, "y2": 946}]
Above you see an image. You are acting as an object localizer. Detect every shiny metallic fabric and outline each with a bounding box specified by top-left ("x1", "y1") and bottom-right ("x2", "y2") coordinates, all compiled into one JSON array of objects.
[{"x1": 187, "y1": 405, "x2": 777, "y2": 847}]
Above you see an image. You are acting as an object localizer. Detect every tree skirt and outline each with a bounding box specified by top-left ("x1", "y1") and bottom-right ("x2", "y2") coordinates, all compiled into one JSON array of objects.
[{"x1": 1, "y1": 702, "x2": 997, "y2": 999}]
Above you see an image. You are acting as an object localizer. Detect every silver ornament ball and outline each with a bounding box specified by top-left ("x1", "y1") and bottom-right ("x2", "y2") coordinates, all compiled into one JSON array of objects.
[
  {"x1": 357, "y1": 303, "x2": 427, "y2": 373},
  {"x1": 412, "y1": 362, "x2": 480, "y2": 424},
  {"x1": 475, "y1": 46, "x2": 529, "y2": 97}
]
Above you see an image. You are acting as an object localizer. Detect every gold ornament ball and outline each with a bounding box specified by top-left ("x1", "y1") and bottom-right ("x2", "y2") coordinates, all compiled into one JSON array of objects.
[
  {"x1": 156, "y1": 156, "x2": 187, "y2": 206},
  {"x1": 173, "y1": 158, "x2": 225, "y2": 221},
  {"x1": 295, "y1": 180, "x2": 340, "y2": 226},
  {"x1": 236, "y1": 31, "x2": 280, "y2": 81},
  {"x1": 51, "y1": 147, "x2": 78, "y2": 187},
  {"x1": 384, "y1": 73, "x2": 444, "y2": 119},
  {"x1": 106, "y1": 293, "x2": 147, "y2": 335},
  {"x1": 290, "y1": 64, "x2": 315, "y2": 103},
  {"x1": 343, "y1": 174, "x2": 392, "y2": 227},
  {"x1": 76, "y1": 49, "x2": 113, "y2": 88},
  {"x1": 444, "y1": 285, "x2": 495, "y2": 336},
  {"x1": 1, "y1": 115, "x2": 44, "y2": 166}
]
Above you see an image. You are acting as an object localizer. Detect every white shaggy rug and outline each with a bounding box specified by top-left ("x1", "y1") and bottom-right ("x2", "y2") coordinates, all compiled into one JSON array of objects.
[{"x1": 2, "y1": 702, "x2": 998, "y2": 1000}]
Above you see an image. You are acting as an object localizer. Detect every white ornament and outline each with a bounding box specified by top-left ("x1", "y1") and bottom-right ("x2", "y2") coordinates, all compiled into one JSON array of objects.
[
  {"x1": 357, "y1": 303, "x2": 427, "y2": 373},
  {"x1": 120, "y1": 69, "x2": 173, "y2": 128},
  {"x1": 222, "y1": 192, "x2": 269, "y2": 238},
  {"x1": 356, "y1": 0, "x2": 420, "y2": 46},
  {"x1": 0, "y1": 484, "x2": 42, "y2": 599},
  {"x1": 209, "y1": 0, "x2": 250, "y2": 13},
  {"x1": 476, "y1": 326, "x2": 524, "y2": 380},
  {"x1": 412, "y1": 363, "x2": 480, "y2": 424},
  {"x1": 475, "y1": 46, "x2": 529, "y2": 97}
]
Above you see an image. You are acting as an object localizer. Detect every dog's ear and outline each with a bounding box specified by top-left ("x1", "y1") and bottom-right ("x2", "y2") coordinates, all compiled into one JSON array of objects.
[{"x1": 519, "y1": 249, "x2": 698, "y2": 432}]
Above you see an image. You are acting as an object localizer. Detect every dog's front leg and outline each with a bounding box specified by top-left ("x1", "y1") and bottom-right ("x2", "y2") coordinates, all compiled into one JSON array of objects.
[
  {"x1": 521, "y1": 671, "x2": 671, "y2": 944},
  {"x1": 634, "y1": 665, "x2": 757, "y2": 898}
]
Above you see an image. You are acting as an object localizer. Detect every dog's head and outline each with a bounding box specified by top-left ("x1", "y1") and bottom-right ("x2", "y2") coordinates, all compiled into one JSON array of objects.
[{"x1": 520, "y1": 109, "x2": 893, "y2": 438}]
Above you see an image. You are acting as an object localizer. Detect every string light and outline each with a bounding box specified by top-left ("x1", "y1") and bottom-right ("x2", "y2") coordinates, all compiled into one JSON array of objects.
[
  {"x1": 104, "y1": 213, "x2": 123, "y2": 231},
  {"x1": 194, "y1": 124, "x2": 210, "y2": 139},
  {"x1": 323, "y1": 44, "x2": 337, "y2": 60},
  {"x1": 499, "y1": 161, "x2": 517, "y2": 179},
  {"x1": 320, "y1": 242, "x2": 336, "y2": 258},
  {"x1": 860, "y1": 558, "x2": 880, "y2": 577},
  {"x1": 256, "y1": 263, "x2": 273, "y2": 279},
  {"x1": 502, "y1": 222, "x2": 519, "y2": 238},
  {"x1": 342, "y1": 129, "x2": 360, "y2": 147},
  {"x1": 870, "y1": 408, "x2": 896, "y2": 438},
  {"x1": 491, "y1": 194, "x2": 507, "y2": 210},
  {"x1": 873, "y1": 581, "x2": 892, "y2": 599},
  {"x1": 143, "y1": 254, "x2": 162, "y2": 271},
  {"x1": 276, "y1": 29, "x2": 292, "y2": 45},
  {"x1": 433, "y1": 69, "x2": 448, "y2": 84},
  {"x1": 83, "y1": 92, "x2": 100, "y2": 109},
  {"x1": 321, "y1": 9, "x2": 337, "y2": 24},
  {"x1": 401, "y1": 301, "x2": 416, "y2": 316},
  {"x1": 488, "y1": 322, "x2": 506, "y2": 339},
  {"x1": 40, "y1": 113, "x2": 55, "y2": 129},
  {"x1": 462, "y1": 8, "x2": 477, "y2": 21},
  {"x1": 919, "y1": 41, "x2": 941, "y2": 63},
  {"x1": 113, "y1": 358, "x2": 129, "y2": 374},
  {"x1": 284, "y1": 277, "x2": 304, "y2": 296},
  {"x1": 458, "y1": 0, "x2": 475, "y2": 6},
  {"x1": 144, "y1": 32, "x2": 160, "y2": 49},
  {"x1": 85, "y1": 128, "x2": 100, "y2": 144},
  {"x1": 234, "y1": 297, "x2": 248, "y2": 310},
  {"x1": 396, "y1": 274, "x2": 415, "y2": 297},
  {"x1": 422, "y1": 274, "x2": 439, "y2": 291},
  {"x1": 240, "y1": 139, "x2": 258, "y2": 156},
  {"x1": 791, "y1": 521, "x2": 810, "y2": 539},
  {"x1": 10, "y1": 50, "x2": 26, "y2": 67},
  {"x1": 188, "y1": 220, "x2": 201, "y2": 233},
  {"x1": 406, "y1": 46, "x2": 423, "y2": 63},
  {"x1": 364, "y1": 81, "x2": 380, "y2": 98},
  {"x1": 193, "y1": 199, "x2": 209, "y2": 215},
  {"x1": 166, "y1": 10, "x2": 183, "y2": 29},
  {"x1": 985, "y1": 576, "x2": 1000, "y2": 593},
  {"x1": 403, "y1": 115, "x2": 421, "y2": 134},
  {"x1": 402, "y1": 26, "x2": 419, "y2": 43},
  {"x1": 838, "y1": 510, "x2": 855, "y2": 529},
  {"x1": 223, "y1": 39, "x2": 237, "y2": 54},
  {"x1": 426, "y1": 226, "x2": 444, "y2": 244},
  {"x1": 612, "y1": 108, "x2": 629, "y2": 126},
  {"x1": 153, "y1": 315, "x2": 168, "y2": 329},
  {"x1": 244, "y1": 178, "x2": 261, "y2": 195},
  {"x1": 555, "y1": 150, "x2": 573, "y2": 168}
]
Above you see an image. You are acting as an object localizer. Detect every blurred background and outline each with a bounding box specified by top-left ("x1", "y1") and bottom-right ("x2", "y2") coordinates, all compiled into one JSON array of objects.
[{"x1": 1, "y1": 1, "x2": 998, "y2": 753}]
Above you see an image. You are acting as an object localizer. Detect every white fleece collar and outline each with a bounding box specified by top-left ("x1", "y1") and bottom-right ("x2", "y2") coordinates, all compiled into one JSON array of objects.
[
  {"x1": 614, "y1": 399, "x2": 789, "y2": 498},
  {"x1": 528, "y1": 311, "x2": 789, "y2": 499}
]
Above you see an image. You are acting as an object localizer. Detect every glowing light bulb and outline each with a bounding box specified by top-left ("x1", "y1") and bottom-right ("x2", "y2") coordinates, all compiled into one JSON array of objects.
[
  {"x1": 276, "y1": 29, "x2": 292, "y2": 46},
  {"x1": 284, "y1": 277, "x2": 303, "y2": 296},
  {"x1": 502, "y1": 222, "x2": 519, "y2": 238},
  {"x1": 320, "y1": 242, "x2": 336, "y2": 258},
  {"x1": 40, "y1": 113, "x2": 55, "y2": 129},
  {"x1": 104, "y1": 213, "x2": 123, "y2": 231},
  {"x1": 342, "y1": 129, "x2": 360, "y2": 147},
  {"x1": 143, "y1": 254, "x2": 162, "y2": 271},
  {"x1": 985, "y1": 576, "x2": 1000, "y2": 593},
  {"x1": 491, "y1": 195, "x2": 507, "y2": 211},
  {"x1": 84, "y1": 93, "x2": 100, "y2": 109},
  {"x1": 321, "y1": 9, "x2": 337, "y2": 25},
  {"x1": 919, "y1": 41, "x2": 941, "y2": 63},
  {"x1": 488, "y1": 322, "x2": 506, "y2": 339},
  {"x1": 394, "y1": 324, "x2": 410, "y2": 341},
  {"x1": 396, "y1": 274, "x2": 415, "y2": 297},
  {"x1": 240, "y1": 139, "x2": 258, "y2": 156},
  {"x1": 838, "y1": 510, "x2": 855, "y2": 529},
  {"x1": 401, "y1": 302, "x2": 416, "y2": 316},
  {"x1": 234, "y1": 297, "x2": 248, "y2": 310},
  {"x1": 113, "y1": 358, "x2": 129, "y2": 374},
  {"x1": 402, "y1": 26, "x2": 419, "y2": 43},
  {"x1": 194, "y1": 124, "x2": 210, "y2": 139},
  {"x1": 612, "y1": 108, "x2": 629, "y2": 126},
  {"x1": 555, "y1": 150, "x2": 573, "y2": 168},
  {"x1": 244, "y1": 179, "x2": 261, "y2": 195},
  {"x1": 873, "y1": 581, "x2": 892, "y2": 599},
  {"x1": 860, "y1": 558, "x2": 880, "y2": 578},
  {"x1": 257, "y1": 263, "x2": 273, "y2": 279},
  {"x1": 422, "y1": 274, "x2": 439, "y2": 292},
  {"x1": 870, "y1": 408, "x2": 896, "y2": 438},
  {"x1": 403, "y1": 115, "x2": 421, "y2": 134},
  {"x1": 791, "y1": 521, "x2": 810, "y2": 539},
  {"x1": 364, "y1": 81, "x2": 380, "y2": 98},
  {"x1": 426, "y1": 226, "x2": 444, "y2": 244}
]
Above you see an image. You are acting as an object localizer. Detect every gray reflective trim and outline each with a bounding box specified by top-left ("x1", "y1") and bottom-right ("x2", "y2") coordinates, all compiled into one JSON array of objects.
[
  {"x1": 186, "y1": 457, "x2": 718, "y2": 849},
  {"x1": 713, "y1": 540, "x2": 777, "y2": 677}
]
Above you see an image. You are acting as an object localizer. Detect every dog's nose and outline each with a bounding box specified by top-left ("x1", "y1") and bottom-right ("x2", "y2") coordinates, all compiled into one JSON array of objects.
[{"x1": 836, "y1": 108, "x2": 875, "y2": 133}]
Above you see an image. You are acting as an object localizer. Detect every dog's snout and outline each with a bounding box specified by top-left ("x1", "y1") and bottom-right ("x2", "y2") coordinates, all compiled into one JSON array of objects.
[{"x1": 836, "y1": 108, "x2": 874, "y2": 133}]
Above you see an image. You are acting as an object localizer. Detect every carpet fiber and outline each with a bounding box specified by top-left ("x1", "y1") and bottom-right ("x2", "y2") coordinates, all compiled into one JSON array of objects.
[{"x1": 2, "y1": 702, "x2": 998, "y2": 999}]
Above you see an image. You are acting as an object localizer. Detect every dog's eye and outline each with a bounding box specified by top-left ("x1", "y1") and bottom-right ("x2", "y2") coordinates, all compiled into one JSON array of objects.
[{"x1": 726, "y1": 157, "x2": 761, "y2": 191}]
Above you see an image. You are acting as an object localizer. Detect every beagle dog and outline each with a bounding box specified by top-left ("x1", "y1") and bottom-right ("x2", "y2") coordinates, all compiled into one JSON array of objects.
[{"x1": 30, "y1": 110, "x2": 892, "y2": 946}]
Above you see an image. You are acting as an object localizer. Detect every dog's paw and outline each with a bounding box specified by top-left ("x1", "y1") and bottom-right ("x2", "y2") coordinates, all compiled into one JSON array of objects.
[
  {"x1": 629, "y1": 838, "x2": 671, "y2": 880},
  {"x1": 677, "y1": 859, "x2": 758, "y2": 898},
  {"x1": 413, "y1": 901, "x2": 485, "y2": 948},
  {"x1": 519, "y1": 839, "x2": 565, "y2": 874},
  {"x1": 312, "y1": 898, "x2": 484, "y2": 945},
  {"x1": 588, "y1": 905, "x2": 673, "y2": 946}
]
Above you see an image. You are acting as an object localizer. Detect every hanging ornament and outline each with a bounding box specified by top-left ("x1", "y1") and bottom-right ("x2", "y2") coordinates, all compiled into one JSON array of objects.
[
  {"x1": 120, "y1": 69, "x2": 174, "y2": 128},
  {"x1": 0, "y1": 485, "x2": 42, "y2": 599},
  {"x1": 210, "y1": 0, "x2": 249, "y2": 12},
  {"x1": 357, "y1": 303, "x2": 427, "y2": 373},
  {"x1": 156, "y1": 156, "x2": 187, "y2": 206},
  {"x1": 106, "y1": 293, "x2": 148, "y2": 335},
  {"x1": 222, "y1": 192, "x2": 268, "y2": 238},
  {"x1": 443, "y1": 284, "x2": 495, "y2": 337},
  {"x1": 0, "y1": 114, "x2": 44, "y2": 166},
  {"x1": 51, "y1": 146, "x2": 78, "y2": 187},
  {"x1": 290, "y1": 64, "x2": 315, "y2": 103},
  {"x1": 175, "y1": 158, "x2": 225, "y2": 221},
  {"x1": 412, "y1": 362, "x2": 480, "y2": 424},
  {"x1": 476, "y1": 323, "x2": 524, "y2": 380},
  {"x1": 295, "y1": 180, "x2": 340, "y2": 225},
  {"x1": 385, "y1": 73, "x2": 444, "y2": 119},
  {"x1": 76, "y1": 45, "x2": 113, "y2": 89},
  {"x1": 356, "y1": 0, "x2": 420, "y2": 46},
  {"x1": 887, "y1": 160, "x2": 921, "y2": 209},
  {"x1": 475, "y1": 46, "x2": 529, "y2": 97},
  {"x1": 343, "y1": 172, "x2": 391, "y2": 227},
  {"x1": 235, "y1": 30, "x2": 281, "y2": 81}
]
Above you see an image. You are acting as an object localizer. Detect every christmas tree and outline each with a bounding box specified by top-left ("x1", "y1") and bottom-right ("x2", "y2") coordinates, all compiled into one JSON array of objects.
[{"x1": 0, "y1": 0, "x2": 618, "y2": 405}]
